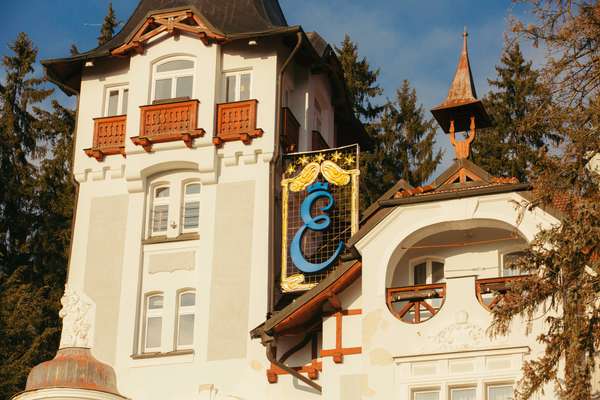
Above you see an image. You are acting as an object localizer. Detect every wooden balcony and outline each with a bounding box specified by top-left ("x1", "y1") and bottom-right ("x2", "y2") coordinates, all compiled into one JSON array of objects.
[
  {"x1": 282, "y1": 107, "x2": 300, "y2": 153},
  {"x1": 84, "y1": 115, "x2": 127, "y2": 161},
  {"x1": 131, "y1": 99, "x2": 205, "y2": 152},
  {"x1": 476, "y1": 276, "x2": 526, "y2": 311},
  {"x1": 213, "y1": 99, "x2": 263, "y2": 147},
  {"x1": 387, "y1": 283, "x2": 446, "y2": 323}
]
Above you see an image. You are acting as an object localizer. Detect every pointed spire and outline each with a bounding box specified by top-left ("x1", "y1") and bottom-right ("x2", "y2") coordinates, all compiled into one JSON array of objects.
[
  {"x1": 444, "y1": 28, "x2": 478, "y2": 103},
  {"x1": 431, "y1": 30, "x2": 491, "y2": 134}
]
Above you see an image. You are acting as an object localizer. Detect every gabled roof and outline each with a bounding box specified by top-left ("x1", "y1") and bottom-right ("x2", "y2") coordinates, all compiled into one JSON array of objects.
[
  {"x1": 347, "y1": 159, "x2": 530, "y2": 248},
  {"x1": 251, "y1": 259, "x2": 361, "y2": 338},
  {"x1": 42, "y1": 0, "x2": 293, "y2": 95}
]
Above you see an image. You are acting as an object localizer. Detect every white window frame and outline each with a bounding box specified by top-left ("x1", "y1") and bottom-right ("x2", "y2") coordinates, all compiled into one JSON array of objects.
[
  {"x1": 486, "y1": 383, "x2": 515, "y2": 400},
  {"x1": 151, "y1": 57, "x2": 195, "y2": 101},
  {"x1": 150, "y1": 184, "x2": 171, "y2": 236},
  {"x1": 181, "y1": 182, "x2": 201, "y2": 234},
  {"x1": 175, "y1": 289, "x2": 196, "y2": 350},
  {"x1": 409, "y1": 256, "x2": 445, "y2": 285},
  {"x1": 146, "y1": 172, "x2": 203, "y2": 239},
  {"x1": 104, "y1": 84, "x2": 129, "y2": 117},
  {"x1": 500, "y1": 247, "x2": 527, "y2": 277},
  {"x1": 449, "y1": 385, "x2": 477, "y2": 400},
  {"x1": 143, "y1": 292, "x2": 164, "y2": 353},
  {"x1": 412, "y1": 387, "x2": 440, "y2": 400},
  {"x1": 222, "y1": 69, "x2": 253, "y2": 102}
]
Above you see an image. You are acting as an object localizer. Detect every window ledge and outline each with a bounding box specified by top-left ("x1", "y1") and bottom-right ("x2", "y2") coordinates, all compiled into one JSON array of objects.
[
  {"x1": 143, "y1": 232, "x2": 199, "y2": 245},
  {"x1": 131, "y1": 349, "x2": 193, "y2": 360}
]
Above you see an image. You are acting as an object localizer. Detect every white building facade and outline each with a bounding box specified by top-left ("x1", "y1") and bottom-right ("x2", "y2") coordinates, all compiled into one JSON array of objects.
[{"x1": 14, "y1": 2, "x2": 568, "y2": 400}]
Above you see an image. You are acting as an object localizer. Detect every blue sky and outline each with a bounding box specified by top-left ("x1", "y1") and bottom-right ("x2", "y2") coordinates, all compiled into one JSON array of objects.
[{"x1": 4, "y1": 0, "x2": 541, "y2": 171}]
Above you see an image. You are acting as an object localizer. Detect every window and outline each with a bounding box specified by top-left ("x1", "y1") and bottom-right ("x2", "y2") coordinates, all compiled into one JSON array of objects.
[
  {"x1": 153, "y1": 58, "x2": 194, "y2": 101},
  {"x1": 450, "y1": 387, "x2": 476, "y2": 400},
  {"x1": 411, "y1": 258, "x2": 445, "y2": 285},
  {"x1": 151, "y1": 186, "x2": 170, "y2": 235},
  {"x1": 487, "y1": 384, "x2": 513, "y2": 400},
  {"x1": 502, "y1": 251, "x2": 526, "y2": 277},
  {"x1": 413, "y1": 389, "x2": 439, "y2": 400},
  {"x1": 144, "y1": 294, "x2": 164, "y2": 352},
  {"x1": 105, "y1": 86, "x2": 129, "y2": 116},
  {"x1": 146, "y1": 172, "x2": 202, "y2": 239},
  {"x1": 182, "y1": 183, "x2": 200, "y2": 231},
  {"x1": 223, "y1": 70, "x2": 252, "y2": 102},
  {"x1": 176, "y1": 291, "x2": 195, "y2": 349}
]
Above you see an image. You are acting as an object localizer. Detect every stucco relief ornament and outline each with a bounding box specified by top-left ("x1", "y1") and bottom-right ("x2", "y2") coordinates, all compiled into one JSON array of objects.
[
  {"x1": 58, "y1": 285, "x2": 95, "y2": 349},
  {"x1": 428, "y1": 310, "x2": 485, "y2": 351}
]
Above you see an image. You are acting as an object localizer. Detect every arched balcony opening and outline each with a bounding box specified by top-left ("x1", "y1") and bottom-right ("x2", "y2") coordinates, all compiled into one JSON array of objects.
[{"x1": 385, "y1": 219, "x2": 529, "y2": 322}]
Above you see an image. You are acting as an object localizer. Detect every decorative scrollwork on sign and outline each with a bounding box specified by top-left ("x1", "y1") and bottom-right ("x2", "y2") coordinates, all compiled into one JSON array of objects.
[
  {"x1": 321, "y1": 160, "x2": 351, "y2": 186},
  {"x1": 289, "y1": 162, "x2": 320, "y2": 192},
  {"x1": 280, "y1": 145, "x2": 360, "y2": 292},
  {"x1": 59, "y1": 285, "x2": 95, "y2": 349}
]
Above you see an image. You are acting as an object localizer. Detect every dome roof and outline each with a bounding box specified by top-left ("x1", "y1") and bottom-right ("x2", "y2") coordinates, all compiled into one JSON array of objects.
[{"x1": 23, "y1": 348, "x2": 124, "y2": 397}]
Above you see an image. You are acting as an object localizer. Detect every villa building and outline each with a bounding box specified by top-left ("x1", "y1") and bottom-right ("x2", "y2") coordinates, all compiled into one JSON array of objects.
[{"x1": 12, "y1": 1, "x2": 567, "y2": 399}]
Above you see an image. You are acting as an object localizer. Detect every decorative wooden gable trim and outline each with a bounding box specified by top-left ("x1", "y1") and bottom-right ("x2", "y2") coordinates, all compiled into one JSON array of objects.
[
  {"x1": 440, "y1": 166, "x2": 484, "y2": 186},
  {"x1": 112, "y1": 10, "x2": 225, "y2": 56}
]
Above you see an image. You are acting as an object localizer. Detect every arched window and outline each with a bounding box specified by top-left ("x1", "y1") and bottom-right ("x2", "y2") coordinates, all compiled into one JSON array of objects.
[
  {"x1": 144, "y1": 293, "x2": 164, "y2": 352},
  {"x1": 151, "y1": 185, "x2": 170, "y2": 235},
  {"x1": 176, "y1": 290, "x2": 195, "y2": 350},
  {"x1": 152, "y1": 58, "x2": 195, "y2": 101},
  {"x1": 181, "y1": 183, "x2": 201, "y2": 232},
  {"x1": 410, "y1": 258, "x2": 445, "y2": 285}
]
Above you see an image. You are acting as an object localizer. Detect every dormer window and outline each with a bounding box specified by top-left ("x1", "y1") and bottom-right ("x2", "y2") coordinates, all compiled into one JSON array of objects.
[{"x1": 153, "y1": 58, "x2": 195, "y2": 101}]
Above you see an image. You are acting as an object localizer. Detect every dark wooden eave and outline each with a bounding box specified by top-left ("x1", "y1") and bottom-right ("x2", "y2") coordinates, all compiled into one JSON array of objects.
[{"x1": 251, "y1": 260, "x2": 362, "y2": 338}]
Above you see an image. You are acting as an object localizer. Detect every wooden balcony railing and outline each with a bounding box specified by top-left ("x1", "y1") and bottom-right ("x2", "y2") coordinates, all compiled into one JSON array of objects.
[
  {"x1": 282, "y1": 107, "x2": 300, "y2": 153},
  {"x1": 131, "y1": 99, "x2": 205, "y2": 152},
  {"x1": 387, "y1": 283, "x2": 446, "y2": 324},
  {"x1": 476, "y1": 276, "x2": 527, "y2": 311},
  {"x1": 84, "y1": 115, "x2": 127, "y2": 161},
  {"x1": 213, "y1": 99, "x2": 263, "y2": 147}
]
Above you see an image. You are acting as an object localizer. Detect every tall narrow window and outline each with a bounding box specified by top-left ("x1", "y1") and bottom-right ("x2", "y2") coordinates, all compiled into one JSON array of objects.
[
  {"x1": 176, "y1": 291, "x2": 195, "y2": 349},
  {"x1": 182, "y1": 183, "x2": 200, "y2": 232},
  {"x1": 413, "y1": 262, "x2": 427, "y2": 285},
  {"x1": 151, "y1": 186, "x2": 170, "y2": 235},
  {"x1": 153, "y1": 58, "x2": 195, "y2": 101},
  {"x1": 223, "y1": 70, "x2": 252, "y2": 102},
  {"x1": 104, "y1": 86, "x2": 129, "y2": 116},
  {"x1": 144, "y1": 294, "x2": 164, "y2": 352}
]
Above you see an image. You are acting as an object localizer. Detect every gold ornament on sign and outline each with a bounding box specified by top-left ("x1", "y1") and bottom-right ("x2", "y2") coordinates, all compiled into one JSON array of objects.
[
  {"x1": 344, "y1": 154, "x2": 356, "y2": 167},
  {"x1": 314, "y1": 153, "x2": 326, "y2": 163},
  {"x1": 288, "y1": 162, "x2": 320, "y2": 192},
  {"x1": 285, "y1": 164, "x2": 296, "y2": 176},
  {"x1": 330, "y1": 151, "x2": 342, "y2": 162},
  {"x1": 321, "y1": 160, "x2": 351, "y2": 186},
  {"x1": 297, "y1": 155, "x2": 310, "y2": 166}
]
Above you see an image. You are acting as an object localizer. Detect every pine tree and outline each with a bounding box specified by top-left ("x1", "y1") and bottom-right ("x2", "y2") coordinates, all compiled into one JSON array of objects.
[
  {"x1": 361, "y1": 81, "x2": 443, "y2": 205},
  {"x1": 0, "y1": 34, "x2": 74, "y2": 398},
  {"x1": 471, "y1": 42, "x2": 559, "y2": 182},
  {"x1": 98, "y1": 2, "x2": 118, "y2": 46},
  {"x1": 488, "y1": 2, "x2": 600, "y2": 399},
  {"x1": 335, "y1": 34, "x2": 383, "y2": 121}
]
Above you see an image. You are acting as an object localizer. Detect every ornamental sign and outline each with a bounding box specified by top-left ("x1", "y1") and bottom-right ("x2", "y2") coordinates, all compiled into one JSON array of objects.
[{"x1": 280, "y1": 145, "x2": 360, "y2": 292}]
